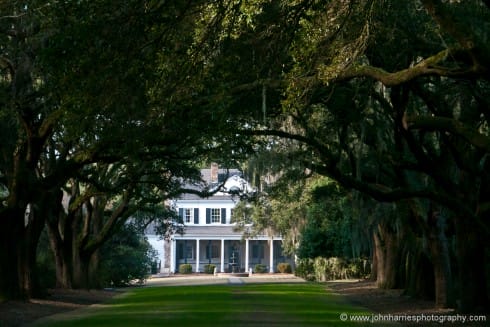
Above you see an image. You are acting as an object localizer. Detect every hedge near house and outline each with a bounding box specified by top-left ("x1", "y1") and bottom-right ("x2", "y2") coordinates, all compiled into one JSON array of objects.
[{"x1": 179, "y1": 264, "x2": 193, "y2": 274}]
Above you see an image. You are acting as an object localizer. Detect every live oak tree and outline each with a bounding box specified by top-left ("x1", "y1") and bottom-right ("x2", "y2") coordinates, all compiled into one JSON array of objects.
[
  {"x1": 211, "y1": 0, "x2": 489, "y2": 313},
  {"x1": 301, "y1": 0, "x2": 488, "y2": 312},
  {"x1": 46, "y1": 161, "x2": 182, "y2": 289},
  {"x1": 0, "y1": 0, "x2": 64, "y2": 299},
  {"x1": 0, "y1": 0, "x2": 248, "y2": 299},
  {"x1": 293, "y1": 1, "x2": 489, "y2": 313}
]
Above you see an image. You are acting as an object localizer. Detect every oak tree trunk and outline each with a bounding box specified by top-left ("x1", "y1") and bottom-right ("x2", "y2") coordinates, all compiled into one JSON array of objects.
[
  {"x1": 405, "y1": 244, "x2": 434, "y2": 300},
  {"x1": 0, "y1": 209, "x2": 25, "y2": 300},
  {"x1": 47, "y1": 223, "x2": 73, "y2": 289},
  {"x1": 454, "y1": 216, "x2": 488, "y2": 313},
  {"x1": 427, "y1": 213, "x2": 453, "y2": 308},
  {"x1": 72, "y1": 248, "x2": 96, "y2": 289},
  {"x1": 373, "y1": 223, "x2": 403, "y2": 289},
  {"x1": 18, "y1": 209, "x2": 45, "y2": 298}
]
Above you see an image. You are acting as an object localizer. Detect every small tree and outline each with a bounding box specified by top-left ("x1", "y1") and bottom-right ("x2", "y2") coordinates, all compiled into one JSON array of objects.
[{"x1": 98, "y1": 224, "x2": 157, "y2": 287}]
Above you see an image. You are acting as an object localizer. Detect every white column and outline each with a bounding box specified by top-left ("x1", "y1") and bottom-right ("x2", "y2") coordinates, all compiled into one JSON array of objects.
[
  {"x1": 220, "y1": 239, "x2": 225, "y2": 273},
  {"x1": 195, "y1": 239, "x2": 200, "y2": 273},
  {"x1": 171, "y1": 238, "x2": 176, "y2": 273},
  {"x1": 269, "y1": 237, "x2": 274, "y2": 273},
  {"x1": 160, "y1": 238, "x2": 166, "y2": 274},
  {"x1": 245, "y1": 238, "x2": 249, "y2": 272}
]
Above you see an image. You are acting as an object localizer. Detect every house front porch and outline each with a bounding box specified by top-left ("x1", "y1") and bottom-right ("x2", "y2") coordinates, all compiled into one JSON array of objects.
[{"x1": 169, "y1": 238, "x2": 289, "y2": 274}]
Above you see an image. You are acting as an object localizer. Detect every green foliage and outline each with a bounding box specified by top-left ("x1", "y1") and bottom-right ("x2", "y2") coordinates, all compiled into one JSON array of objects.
[
  {"x1": 203, "y1": 264, "x2": 216, "y2": 274},
  {"x1": 346, "y1": 258, "x2": 371, "y2": 279},
  {"x1": 276, "y1": 262, "x2": 292, "y2": 274},
  {"x1": 254, "y1": 264, "x2": 267, "y2": 273},
  {"x1": 295, "y1": 257, "x2": 370, "y2": 282},
  {"x1": 215, "y1": 0, "x2": 490, "y2": 310},
  {"x1": 179, "y1": 264, "x2": 193, "y2": 274},
  {"x1": 313, "y1": 257, "x2": 346, "y2": 281},
  {"x1": 0, "y1": 0, "x2": 257, "y2": 299},
  {"x1": 294, "y1": 259, "x2": 315, "y2": 281},
  {"x1": 99, "y1": 224, "x2": 157, "y2": 287},
  {"x1": 232, "y1": 192, "x2": 274, "y2": 238},
  {"x1": 295, "y1": 257, "x2": 371, "y2": 282},
  {"x1": 297, "y1": 199, "x2": 354, "y2": 259}
]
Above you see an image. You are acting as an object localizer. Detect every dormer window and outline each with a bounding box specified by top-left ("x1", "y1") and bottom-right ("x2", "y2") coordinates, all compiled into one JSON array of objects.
[
  {"x1": 179, "y1": 208, "x2": 199, "y2": 224},
  {"x1": 206, "y1": 208, "x2": 227, "y2": 224},
  {"x1": 184, "y1": 208, "x2": 193, "y2": 224},
  {"x1": 211, "y1": 208, "x2": 221, "y2": 223}
]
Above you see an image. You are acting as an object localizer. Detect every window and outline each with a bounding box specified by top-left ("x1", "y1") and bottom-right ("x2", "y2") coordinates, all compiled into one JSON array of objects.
[
  {"x1": 275, "y1": 244, "x2": 285, "y2": 260},
  {"x1": 211, "y1": 208, "x2": 221, "y2": 223},
  {"x1": 206, "y1": 208, "x2": 226, "y2": 224},
  {"x1": 206, "y1": 244, "x2": 219, "y2": 259},
  {"x1": 252, "y1": 243, "x2": 264, "y2": 259},
  {"x1": 177, "y1": 242, "x2": 194, "y2": 260},
  {"x1": 184, "y1": 208, "x2": 193, "y2": 223},
  {"x1": 185, "y1": 244, "x2": 194, "y2": 259}
]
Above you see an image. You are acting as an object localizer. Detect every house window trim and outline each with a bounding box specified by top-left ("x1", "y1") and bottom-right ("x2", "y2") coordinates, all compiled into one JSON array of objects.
[
  {"x1": 211, "y1": 208, "x2": 221, "y2": 224},
  {"x1": 184, "y1": 208, "x2": 193, "y2": 224},
  {"x1": 177, "y1": 242, "x2": 195, "y2": 260}
]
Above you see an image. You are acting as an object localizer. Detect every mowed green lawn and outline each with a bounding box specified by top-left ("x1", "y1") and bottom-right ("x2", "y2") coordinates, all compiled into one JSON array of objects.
[{"x1": 33, "y1": 283, "x2": 373, "y2": 326}]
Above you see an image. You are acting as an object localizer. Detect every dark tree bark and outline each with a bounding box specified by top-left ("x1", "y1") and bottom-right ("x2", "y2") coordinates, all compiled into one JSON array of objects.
[
  {"x1": 19, "y1": 206, "x2": 46, "y2": 298},
  {"x1": 427, "y1": 209, "x2": 454, "y2": 308},
  {"x1": 454, "y1": 215, "x2": 488, "y2": 313},
  {"x1": 0, "y1": 208, "x2": 25, "y2": 299},
  {"x1": 47, "y1": 181, "x2": 133, "y2": 289},
  {"x1": 373, "y1": 222, "x2": 404, "y2": 289}
]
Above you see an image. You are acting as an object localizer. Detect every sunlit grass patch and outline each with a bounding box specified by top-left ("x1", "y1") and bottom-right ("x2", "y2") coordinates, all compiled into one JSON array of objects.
[{"x1": 33, "y1": 283, "x2": 372, "y2": 326}]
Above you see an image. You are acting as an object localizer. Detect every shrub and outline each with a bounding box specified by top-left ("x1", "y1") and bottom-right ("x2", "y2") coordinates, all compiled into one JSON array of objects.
[
  {"x1": 314, "y1": 257, "x2": 348, "y2": 281},
  {"x1": 295, "y1": 257, "x2": 371, "y2": 282},
  {"x1": 277, "y1": 262, "x2": 292, "y2": 273},
  {"x1": 179, "y1": 264, "x2": 193, "y2": 274},
  {"x1": 294, "y1": 258, "x2": 315, "y2": 281},
  {"x1": 346, "y1": 257, "x2": 371, "y2": 278},
  {"x1": 99, "y1": 224, "x2": 157, "y2": 287},
  {"x1": 203, "y1": 264, "x2": 216, "y2": 274},
  {"x1": 313, "y1": 257, "x2": 328, "y2": 281},
  {"x1": 254, "y1": 264, "x2": 267, "y2": 273}
]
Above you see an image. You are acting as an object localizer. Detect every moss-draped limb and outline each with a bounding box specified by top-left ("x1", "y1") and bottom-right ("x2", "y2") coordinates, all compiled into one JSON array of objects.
[{"x1": 324, "y1": 48, "x2": 484, "y2": 86}]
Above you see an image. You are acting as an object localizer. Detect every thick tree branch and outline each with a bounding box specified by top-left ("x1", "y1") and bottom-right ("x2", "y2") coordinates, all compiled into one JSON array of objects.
[
  {"x1": 82, "y1": 190, "x2": 132, "y2": 255},
  {"x1": 404, "y1": 115, "x2": 490, "y2": 153},
  {"x1": 327, "y1": 48, "x2": 483, "y2": 86},
  {"x1": 310, "y1": 162, "x2": 478, "y2": 222}
]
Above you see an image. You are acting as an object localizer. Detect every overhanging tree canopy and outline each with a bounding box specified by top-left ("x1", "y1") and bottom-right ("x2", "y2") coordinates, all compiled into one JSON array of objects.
[
  {"x1": 212, "y1": 0, "x2": 489, "y2": 312},
  {"x1": 0, "y1": 0, "x2": 253, "y2": 299}
]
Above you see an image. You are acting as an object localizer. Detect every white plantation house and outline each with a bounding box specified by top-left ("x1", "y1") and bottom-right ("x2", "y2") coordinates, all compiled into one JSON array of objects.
[{"x1": 147, "y1": 163, "x2": 291, "y2": 274}]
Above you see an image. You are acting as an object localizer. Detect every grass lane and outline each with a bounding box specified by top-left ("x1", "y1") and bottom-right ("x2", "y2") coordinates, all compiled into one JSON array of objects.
[{"x1": 32, "y1": 282, "x2": 373, "y2": 326}]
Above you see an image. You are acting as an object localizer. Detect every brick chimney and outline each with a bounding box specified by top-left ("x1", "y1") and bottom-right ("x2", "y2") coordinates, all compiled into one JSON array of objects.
[{"x1": 210, "y1": 162, "x2": 219, "y2": 183}]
